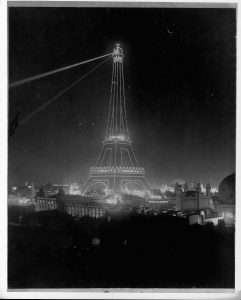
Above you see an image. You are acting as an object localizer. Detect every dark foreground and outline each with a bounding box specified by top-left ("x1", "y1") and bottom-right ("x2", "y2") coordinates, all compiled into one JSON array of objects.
[{"x1": 8, "y1": 207, "x2": 234, "y2": 288}]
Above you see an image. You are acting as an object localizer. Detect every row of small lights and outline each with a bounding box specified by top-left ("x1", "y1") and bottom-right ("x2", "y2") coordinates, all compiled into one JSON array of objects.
[
  {"x1": 90, "y1": 166, "x2": 145, "y2": 173},
  {"x1": 90, "y1": 166, "x2": 144, "y2": 170}
]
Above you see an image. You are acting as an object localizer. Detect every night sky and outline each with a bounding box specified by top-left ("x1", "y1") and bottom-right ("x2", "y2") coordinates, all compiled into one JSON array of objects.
[{"x1": 8, "y1": 6, "x2": 236, "y2": 187}]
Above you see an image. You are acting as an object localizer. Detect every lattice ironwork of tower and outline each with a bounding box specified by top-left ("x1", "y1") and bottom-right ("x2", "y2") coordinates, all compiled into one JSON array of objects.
[{"x1": 81, "y1": 45, "x2": 150, "y2": 196}]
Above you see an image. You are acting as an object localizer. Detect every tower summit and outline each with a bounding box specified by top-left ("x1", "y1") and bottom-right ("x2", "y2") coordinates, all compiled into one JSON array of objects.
[
  {"x1": 105, "y1": 44, "x2": 129, "y2": 141},
  {"x1": 81, "y1": 44, "x2": 150, "y2": 196}
]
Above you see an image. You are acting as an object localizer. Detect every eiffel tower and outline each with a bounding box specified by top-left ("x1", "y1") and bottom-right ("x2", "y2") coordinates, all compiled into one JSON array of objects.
[{"x1": 81, "y1": 45, "x2": 150, "y2": 196}]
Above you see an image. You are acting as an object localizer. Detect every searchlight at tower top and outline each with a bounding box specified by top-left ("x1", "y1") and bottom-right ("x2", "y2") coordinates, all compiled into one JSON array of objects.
[{"x1": 112, "y1": 44, "x2": 124, "y2": 62}]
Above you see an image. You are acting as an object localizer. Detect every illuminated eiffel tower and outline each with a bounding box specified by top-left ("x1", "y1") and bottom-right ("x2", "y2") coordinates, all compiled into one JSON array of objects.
[{"x1": 81, "y1": 45, "x2": 150, "y2": 196}]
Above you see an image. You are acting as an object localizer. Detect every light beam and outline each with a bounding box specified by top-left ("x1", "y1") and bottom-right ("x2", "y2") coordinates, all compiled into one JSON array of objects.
[
  {"x1": 19, "y1": 56, "x2": 111, "y2": 126},
  {"x1": 9, "y1": 52, "x2": 112, "y2": 88}
]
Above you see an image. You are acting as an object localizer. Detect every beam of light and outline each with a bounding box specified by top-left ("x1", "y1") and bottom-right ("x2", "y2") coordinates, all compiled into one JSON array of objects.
[
  {"x1": 19, "y1": 56, "x2": 111, "y2": 126},
  {"x1": 9, "y1": 52, "x2": 112, "y2": 88}
]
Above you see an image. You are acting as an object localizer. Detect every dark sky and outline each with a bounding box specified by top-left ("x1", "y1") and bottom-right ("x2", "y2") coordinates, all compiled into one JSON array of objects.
[{"x1": 8, "y1": 6, "x2": 236, "y2": 187}]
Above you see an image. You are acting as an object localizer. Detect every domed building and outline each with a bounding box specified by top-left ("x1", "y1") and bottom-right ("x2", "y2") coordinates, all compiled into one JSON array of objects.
[
  {"x1": 215, "y1": 173, "x2": 235, "y2": 226},
  {"x1": 218, "y1": 173, "x2": 235, "y2": 205}
]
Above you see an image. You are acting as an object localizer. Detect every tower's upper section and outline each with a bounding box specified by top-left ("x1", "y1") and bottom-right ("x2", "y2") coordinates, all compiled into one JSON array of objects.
[{"x1": 105, "y1": 44, "x2": 129, "y2": 141}]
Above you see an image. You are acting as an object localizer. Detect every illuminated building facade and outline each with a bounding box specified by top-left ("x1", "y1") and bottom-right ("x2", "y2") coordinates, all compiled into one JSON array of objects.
[
  {"x1": 174, "y1": 182, "x2": 212, "y2": 211},
  {"x1": 35, "y1": 193, "x2": 105, "y2": 218},
  {"x1": 81, "y1": 45, "x2": 150, "y2": 196}
]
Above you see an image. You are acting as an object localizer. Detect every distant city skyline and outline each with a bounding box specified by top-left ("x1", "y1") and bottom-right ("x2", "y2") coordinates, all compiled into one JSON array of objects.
[{"x1": 8, "y1": 7, "x2": 235, "y2": 187}]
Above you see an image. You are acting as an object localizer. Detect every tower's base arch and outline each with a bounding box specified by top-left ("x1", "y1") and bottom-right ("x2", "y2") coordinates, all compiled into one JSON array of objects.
[{"x1": 81, "y1": 166, "x2": 151, "y2": 197}]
